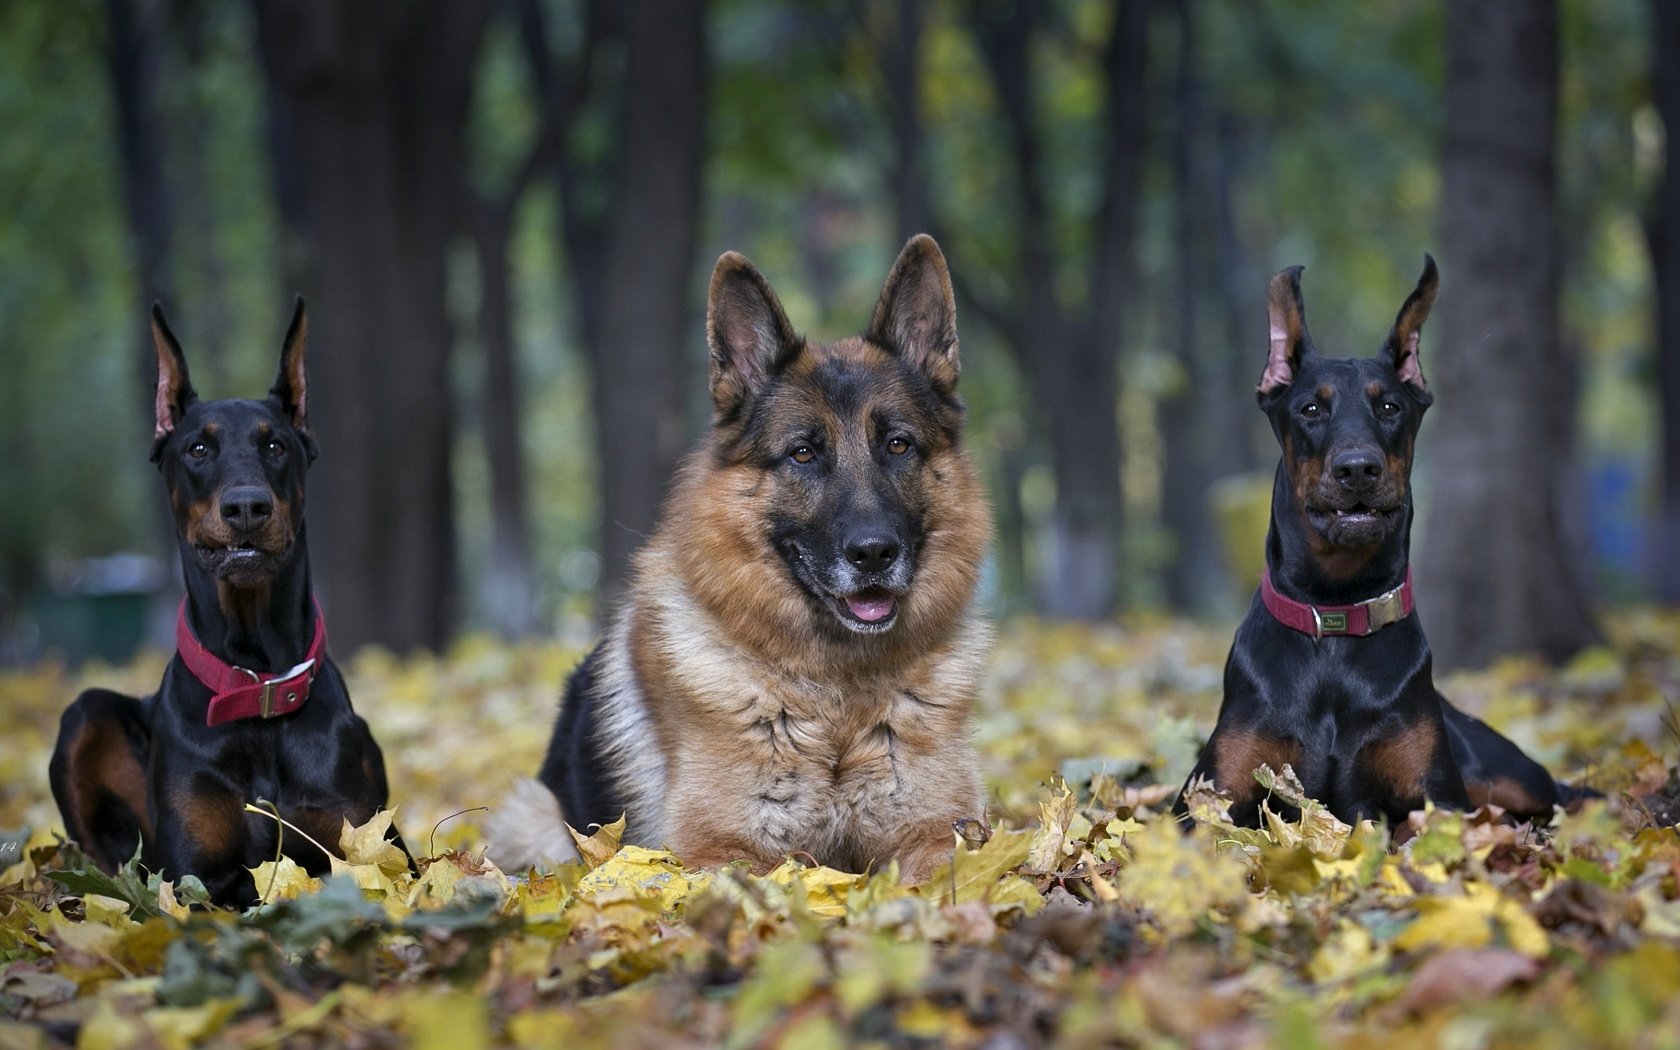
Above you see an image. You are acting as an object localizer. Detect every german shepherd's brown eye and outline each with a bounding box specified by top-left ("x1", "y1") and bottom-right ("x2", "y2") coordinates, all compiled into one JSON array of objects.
[
  {"x1": 790, "y1": 445, "x2": 815, "y2": 464},
  {"x1": 886, "y1": 436, "x2": 911, "y2": 456},
  {"x1": 188, "y1": 441, "x2": 210, "y2": 460}
]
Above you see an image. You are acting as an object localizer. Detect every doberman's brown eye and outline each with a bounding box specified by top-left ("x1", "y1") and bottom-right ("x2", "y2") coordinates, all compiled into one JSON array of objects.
[
  {"x1": 188, "y1": 441, "x2": 210, "y2": 459},
  {"x1": 265, "y1": 439, "x2": 286, "y2": 458},
  {"x1": 1300, "y1": 403, "x2": 1322, "y2": 419},
  {"x1": 886, "y1": 437, "x2": 911, "y2": 456},
  {"x1": 790, "y1": 445, "x2": 815, "y2": 464},
  {"x1": 1379, "y1": 400, "x2": 1402, "y2": 417}
]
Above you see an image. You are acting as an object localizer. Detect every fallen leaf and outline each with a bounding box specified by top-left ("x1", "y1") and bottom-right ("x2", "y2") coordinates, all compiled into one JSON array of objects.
[{"x1": 1388, "y1": 948, "x2": 1541, "y2": 1017}]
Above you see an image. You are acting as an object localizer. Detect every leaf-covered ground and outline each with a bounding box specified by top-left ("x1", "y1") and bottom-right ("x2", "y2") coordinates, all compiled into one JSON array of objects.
[{"x1": 3, "y1": 612, "x2": 1679, "y2": 1048}]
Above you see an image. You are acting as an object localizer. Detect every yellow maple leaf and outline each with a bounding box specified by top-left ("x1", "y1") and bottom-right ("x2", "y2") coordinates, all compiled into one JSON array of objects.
[
  {"x1": 1113, "y1": 818, "x2": 1250, "y2": 937},
  {"x1": 1027, "y1": 782, "x2": 1078, "y2": 870},
  {"x1": 339, "y1": 808, "x2": 411, "y2": 877},
  {"x1": 566, "y1": 814, "x2": 626, "y2": 870},
  {"x1": 1308, "y1": 919, "x2": 1388, "y2": 984},
  {"x1": 142, "y1": 998, "x2": 242, "y2": 1050},
  {"x1": 764, "y1": 860, "x2": 865, "y2": 918},
  {"x1": 250, "y1": 856, "x2": 323, "y2": 903},
  {"x1": 76, "y1": 996, "x2": 146, "y2": 1050},
  {"x1": 1393, "y1": 882, "x2": 1549, "y2": 959},
  {"x1": 408, "y1": 990, "x2": 489, "y2": 1050},
  {"x1": 80, "y1": 894, "x2": 137, "y2": 929},
  {"x1": 575, "y1": 845, "x2": 708, "y2": 912},
  {"x1": 154, "y1": 880, "x2": 190, "y2": 921},
  {"x1": 917, "y1": 828, "x2": 1034, "y2": 906}
]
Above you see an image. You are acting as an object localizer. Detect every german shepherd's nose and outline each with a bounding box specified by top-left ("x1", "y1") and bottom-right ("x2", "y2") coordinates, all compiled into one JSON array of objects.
[{"x1": 845, "y1": 530, "x2": 900, "y2": 573}]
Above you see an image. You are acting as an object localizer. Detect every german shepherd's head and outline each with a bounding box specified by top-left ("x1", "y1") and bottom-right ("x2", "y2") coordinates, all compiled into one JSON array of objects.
[{"x1": 657, "y1": 235, "x2": 988, "y2": 663}]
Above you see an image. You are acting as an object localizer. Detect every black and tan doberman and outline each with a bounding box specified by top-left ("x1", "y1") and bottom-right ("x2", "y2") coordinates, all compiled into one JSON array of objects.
[
  {"x1": 49, "y1": 300, "x2": 404, "y2": 906},
  {"x1": 1178, "y1": 257, "x2": 1592, "y2": 828}
]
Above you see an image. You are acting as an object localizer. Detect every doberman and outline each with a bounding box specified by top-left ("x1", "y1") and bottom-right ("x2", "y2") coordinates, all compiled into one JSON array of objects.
[
  {"x1": 1177, "y1": 257, "x2": 1589, "y2": 829},
  {"x1": 49, "y1": 300, "x2": 405, "y2": 906}
]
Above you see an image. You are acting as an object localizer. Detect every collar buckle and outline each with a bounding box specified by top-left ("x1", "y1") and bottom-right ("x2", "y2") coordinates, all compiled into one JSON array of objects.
[
  {"x1": 1359, "y1": 584, "x2": 1408, "y2": 633},
  {"x1": 234, "y1": 659, "x2": 316, "y2": 718}
]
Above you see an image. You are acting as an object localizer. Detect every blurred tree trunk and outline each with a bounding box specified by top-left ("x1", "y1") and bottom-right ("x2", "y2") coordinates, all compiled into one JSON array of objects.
[
  {"x1": 106, "y1": 0, "x2": 173, "y2": 331},
  {"x1": 461, "y1": 0, "x2": 576, "y2": 639},
  {"x1": 1651, "y1": 0, "x2": 1680, "y2": 603},
  {"x1": 164, "y1": 4, "x2": 233, "y2": 391},
  {"x1": 586, "y1": 0, "x2": 706, "y2": 607},
  {"x1": 1418, "y1": 0, "x2": 1600, "y2": 668},
  {"x1": 881, "y1": 0, "x2": 930, "y2": 242},
  {"x1": 1158, "y1": 0, "x2": 1224, "y2": 615},
  {"x1": 967, "y1": 0, "x2": 1151, "y2": 619},
  {"x1": 1211, "y1": 112, "x2": 1261, "y2": 477},
  {"x1": 469, "y1": 187, "x2": 540, "y2": 639},
  {"x1": 525, "y1": 0, "x2": 706, "y2": 610},
  {"x1": 104, "y1": 0, "x2": 178, "y2": 644},
  {"x1": 253, "y1": 1, "x2": 490, "y2": 653}
]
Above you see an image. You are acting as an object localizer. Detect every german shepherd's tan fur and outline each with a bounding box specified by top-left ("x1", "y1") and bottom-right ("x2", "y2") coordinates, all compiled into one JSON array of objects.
[{"x1": 489, "y1": 235, "x2": 991, "y2": 881}]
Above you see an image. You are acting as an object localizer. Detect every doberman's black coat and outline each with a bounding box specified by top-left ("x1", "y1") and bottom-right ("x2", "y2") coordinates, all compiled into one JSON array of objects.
[
  {"x1": 1177, "y1": 258, "x2": 1589, "y2": 828},
  {"x1": 49, "y1": 301, "x2": 404, "y2": 906}
]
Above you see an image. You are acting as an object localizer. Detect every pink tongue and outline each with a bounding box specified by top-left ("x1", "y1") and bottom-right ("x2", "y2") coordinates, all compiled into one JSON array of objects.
[{"x1": 845, "y1": 590, "x2": 897, "y2": 623}]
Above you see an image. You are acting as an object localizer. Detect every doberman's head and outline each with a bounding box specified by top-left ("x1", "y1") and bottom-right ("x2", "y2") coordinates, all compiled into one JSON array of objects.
[
  {"x1": 1257, "y1": 257, "x2": 1439, "y2": 580},
  {"x1": 150, "y1": 298, "x2": 315, "y2": 591}
]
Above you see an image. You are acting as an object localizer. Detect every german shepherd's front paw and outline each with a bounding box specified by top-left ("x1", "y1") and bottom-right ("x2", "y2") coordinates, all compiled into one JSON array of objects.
[{"x1": 893, "y1": 817, "x2": 972, "y2": 886}]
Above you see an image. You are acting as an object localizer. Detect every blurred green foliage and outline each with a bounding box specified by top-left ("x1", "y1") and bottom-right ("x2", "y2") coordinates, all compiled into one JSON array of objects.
[{"x1": 0, "y1": 0, "x2": 1663, "y2": 633}]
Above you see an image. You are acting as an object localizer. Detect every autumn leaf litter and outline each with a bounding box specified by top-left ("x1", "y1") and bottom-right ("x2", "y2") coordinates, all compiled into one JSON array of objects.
[{"x1": 2, "y1": 612, "x2": 1679, "y2": 1046}]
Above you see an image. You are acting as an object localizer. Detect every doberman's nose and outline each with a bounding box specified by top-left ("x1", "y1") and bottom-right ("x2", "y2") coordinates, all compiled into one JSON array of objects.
[
  {"x1": 1331, "y1": 449, "x2": 1384, "y2": 493},
  {"x1": 220, "y1": 486, "x2": 273, "y2": 529},
  {"x1": 845, "y1": 531, "x2": 900, "y2": 574}
]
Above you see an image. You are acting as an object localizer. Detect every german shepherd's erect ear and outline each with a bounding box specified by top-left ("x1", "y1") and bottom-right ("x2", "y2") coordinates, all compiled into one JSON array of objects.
[
  {"x1": 706, "y1": 251, "x2": 803, "y2": 420},
  {"x1": 868, "y1": 234, "x2": 960, "y2": 394}
]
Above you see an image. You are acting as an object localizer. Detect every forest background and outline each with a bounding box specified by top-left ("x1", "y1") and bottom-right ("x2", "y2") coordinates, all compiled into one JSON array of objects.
[{"x1": 0, "y1": 0, "x2": 1675, "y2": 674}]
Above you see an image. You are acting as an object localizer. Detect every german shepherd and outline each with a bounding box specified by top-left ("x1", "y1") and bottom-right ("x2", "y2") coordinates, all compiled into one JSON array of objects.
[{"x1": 489, "y1": 235, "x2": 991, "y2": 881}]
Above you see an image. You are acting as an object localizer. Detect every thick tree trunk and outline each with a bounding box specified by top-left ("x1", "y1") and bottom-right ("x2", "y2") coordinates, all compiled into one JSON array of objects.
[
  {"x1": 472, "y1": 199, "x2": 540, "y2": 638},
  {"x1": 1038, "y1": 325, "x2": 1123, "y2": 617},
  {"x1": 883, "y1": 0, "x2": 930, "y2": 242},
  {"x1": 166, "y1": 8, "x2": 234, "y2": 391},
  {"x1": 1211, "y1": 112, "x2": 1261, "y2": 478},
  {"x1": 1158, "y1": 0, "x2": 1223, "y2": 615},
  {"x1": 577, "y1": 0, "x2": 708, "y2": 607},
  {"x1": 1418, "y1": 0, "x2": 1600, "y2": 668},
  {"x1": 104, "y1": 0, "x2": 177, "y2": 643},
  {"x1": 968, "y1": 0, "x2": 1149, "y2": 619},
  {"x1": 1651, "y1": 0, "x2": 1680, "y2": 603},
  {"x1": 253, "y1": 1, "x2": 490, "y2": 652}
]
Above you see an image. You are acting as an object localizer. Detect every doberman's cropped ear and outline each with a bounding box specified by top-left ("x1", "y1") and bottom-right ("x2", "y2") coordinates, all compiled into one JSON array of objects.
[
  {"x1": 707, "y1": 251, "x2": 803, "y2": 420},
  {"x1": 1381, "y1": 254, "x2": 1438, "y2": 399},
  {"x1": 867, "y1": 234, "x2": 959, "y2": 394},
  {"x1": 269, "y1": 296, "x2": 316, "y2": 458},
  {"x1": 150, "y1": 303, "x2": 197, "y2": 460},
  {"x1": 1259, "y1": 265, "x2": 1313, "y2": 399}
]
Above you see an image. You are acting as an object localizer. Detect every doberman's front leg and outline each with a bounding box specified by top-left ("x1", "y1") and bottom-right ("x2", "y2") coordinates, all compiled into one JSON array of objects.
[
  {"x1": 151, "y1": 770, "x2": 259, "y2": 906},
  {"x1": 50, "y1": 690, "x2": 153, "y2": 873},
  {"x1": 1177, "y1": 725, "x2": 1304, "y2": 827}
]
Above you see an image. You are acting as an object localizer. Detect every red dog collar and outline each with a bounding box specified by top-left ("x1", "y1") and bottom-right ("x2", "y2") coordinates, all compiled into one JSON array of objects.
[
  {"x1": 175, "y1": 598, "x2": 327, "y2": 726},
  {"x1": 1260, "y1": 570, "x2": 1414, "y2": 640}
]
